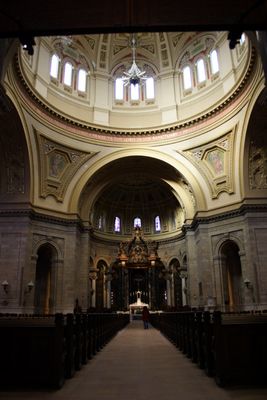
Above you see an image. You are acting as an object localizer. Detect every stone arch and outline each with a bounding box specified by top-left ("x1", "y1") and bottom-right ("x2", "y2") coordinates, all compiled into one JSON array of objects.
[
  {"x1": 74, "y1": 151, "x2": 207, "y2": 225},
  {"x1": 0, "y1": 91, "x2": 31, "y2": 204},
  {"x1": 33, "y1": 242, "x2": 60, "y2": 314},
  {"x1": 213, "y1": 236, "x2": 246, "y2": 311}
]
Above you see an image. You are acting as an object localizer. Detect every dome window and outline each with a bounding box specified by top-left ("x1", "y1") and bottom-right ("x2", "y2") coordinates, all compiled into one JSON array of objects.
[
  {"x1": 77, "y1": 68, "x2": 87, "y2": 92},
  {"x1": 130, "y1": 83, "x2": 140, "y2": 101},
  {"x1": 63, "y1": 62, "x2": 73, "y2": 86},
  {"x1": 196, "y1": 58, "x2": 206, "y2": 83},
  {"x1": 155, "y1": 216, "x2": 161, "y2": 232},
  {"x1": 145, "y1": 77, "x2": 155, "y2": 99},
  {"x1": 210, "y1": 49, "x2": 219, "y2": 75},
  {"x1": 182, "y1": 65, "x2": 192, "y2": 90},
  {"x1": 240, "y1": 33, "x2": 246, "y2": 45},
  {"x1": 50, "y1": 54, "x2": 60, "y2": 79},
  {"x1": 134, "y1": 217, "x2": 141, "y2": 228},
  {"x1": 114, "y1": 216, "x2": 121, "y2": 232},
  {"x1": 98, "y1": 216, "x2": 103, "y2": 230},
  {"x1": 115, "y1": 78, "x2": 124, "y2": 100}
]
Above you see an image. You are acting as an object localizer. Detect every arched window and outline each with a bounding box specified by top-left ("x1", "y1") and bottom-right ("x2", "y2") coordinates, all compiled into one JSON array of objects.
[
  {"x1": 77, "y1": 68, "x2": 87, "y2": 92},
  {"x1": 63, "y1": 62, "x2": 73, "y2": 86},
  {"x1": 115, "y1": 78, "x2": 124, "y2": 100},
  {"x1": 134, "y1": 217, "x2": 141, "y2": 227},
  {"x1": 240, "y1": 33, "x2": 246, "y2": 45},
  {"x1": 210, "y1": 49, "x2": 219, "y2": 74},
  {"x1": 145, "y1": 77, "x2": 155, "y2": 99},
  {"x1": 98, "y1": 216, "x2": 103, "y2": 230},
  {"x1": 50, "y1": 54, "x2": 60, "y2": 79},
  {"x1": 130, "y1": 83, "x2": 139, "y2": 101},
  {"x1": 196, "y1": 58, "x2": 206, "y2": 83},
  {"x1": 114, "y1": 216, "x2": 121, "y2": 232},
  {"x1": 155, "y1": 216, "x2": 161, "y2": 232},
  {"x1": 182, "y1": 65, "x2": 192, "y2": 90}
]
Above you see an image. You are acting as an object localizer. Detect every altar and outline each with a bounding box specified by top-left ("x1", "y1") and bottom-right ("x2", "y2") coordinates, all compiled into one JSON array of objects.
[{"x1": 129, "y1": 290, "x2": 149, "y2": 321}]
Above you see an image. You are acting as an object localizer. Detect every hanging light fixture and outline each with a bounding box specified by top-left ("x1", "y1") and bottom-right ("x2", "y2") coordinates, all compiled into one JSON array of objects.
[{"x1": 121, "y1": 34, "x2": 147, "y2": 87}]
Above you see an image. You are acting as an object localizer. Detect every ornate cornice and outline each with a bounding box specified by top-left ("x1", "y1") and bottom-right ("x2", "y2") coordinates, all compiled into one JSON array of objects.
[
  {"x1": 183, "y1": 203, "x2": 267, "y2": 232},
  {"x1": 12, "y1": 46, "x2": 257, "y2": 139},
  {"x1": 1, "y1": 202, "x2": 266, "y2": 238}
]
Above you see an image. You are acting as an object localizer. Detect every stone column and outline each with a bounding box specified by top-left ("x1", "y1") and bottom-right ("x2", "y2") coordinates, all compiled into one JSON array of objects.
[
  {"x1": 180, "y1": 271, "x2": 188, "y2": 306},
  {"x1": 166, "y1": 277, "x2": 172, "y2": 307},
  {"x1": 213, "y1": 254, "x2": 223, "y2": 310},
  {"x1": 89, "y1": 270, "x2": 98, "y2": 308},
  {"x1": 105, "y1": 269, "x2": 113, "y2": 309},
  {"x1": 239, "y1": 250, "x2": 254, "y2": 309}
]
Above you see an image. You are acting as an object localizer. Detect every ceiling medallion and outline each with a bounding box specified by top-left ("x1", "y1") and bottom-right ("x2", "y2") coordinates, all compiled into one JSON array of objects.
[{"x1": 121, "y1": 34, "x2": 147, "y2": 86}]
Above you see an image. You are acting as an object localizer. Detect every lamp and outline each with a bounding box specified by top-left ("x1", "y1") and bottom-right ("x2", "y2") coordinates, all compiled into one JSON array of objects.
[
  {"x1": 1, "y1": 280, "x2": 9, "y2": 293},
  {"x1": 121, "y1": 34, "x2": 147, "y2": 87},
  {"x1": 25, "y1": 281, "x2": 34, "y2": 293},
  {"x1": 244, "y1": 278, "x2": 252, "y2": 289},
  {"x1": 20, "y1": 35, "x2": 36, "y2": 56}
]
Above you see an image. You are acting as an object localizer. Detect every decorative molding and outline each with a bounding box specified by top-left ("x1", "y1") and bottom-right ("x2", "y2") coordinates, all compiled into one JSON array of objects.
[
  {"x1": 183, "y1": 203, "x2": 267, "y2": 233},
  {"x1": 183, "y1": 131, "x2": 235, "y2": 198},
  {"x1": 36, "y1": 132, "x2": 97, "y2": 202}
]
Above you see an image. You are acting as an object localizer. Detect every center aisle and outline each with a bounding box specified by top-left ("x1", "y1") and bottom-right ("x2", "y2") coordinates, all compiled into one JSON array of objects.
[{"x1": 1, "y1": 321, "x2": 267, "y2": 400}]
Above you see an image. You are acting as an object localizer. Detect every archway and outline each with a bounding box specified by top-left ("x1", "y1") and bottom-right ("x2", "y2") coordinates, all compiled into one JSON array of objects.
[
  {"x1": 34, "y1": 243, "x2": 57, "y2": 314},
  {"x1": 220, "y1": 241, "x2": 243, "y2": 311}
]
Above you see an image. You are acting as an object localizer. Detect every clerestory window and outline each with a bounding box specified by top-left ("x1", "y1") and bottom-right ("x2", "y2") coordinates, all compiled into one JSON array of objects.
[
  {"x1": 134, "y1": 217, "x2": 141, "y2": 228},
  {"x1": 50, "y1": 54, "x2": 60, "y2": 79},
  {"x1": 182, "y1": 65, "x2": 192, "y2": 90},
  {"x1": 114, "y1": 216, "x2": 121, "y2": 232},
  {"x1": 210, "y1": 49, "x2": 219, "y2": 75},
  {"x1": 77, "y1": 68, "x2": 87, "y2": 92},
  {"x1": 155, "y1": 216, "x2": 161, "y2": 232},
  {"x1": 196, "y1": 58, "x2": 206, "y2": 83},
  {"x1": 63, "y1": 62, "x2": 73, "y2": 86}
]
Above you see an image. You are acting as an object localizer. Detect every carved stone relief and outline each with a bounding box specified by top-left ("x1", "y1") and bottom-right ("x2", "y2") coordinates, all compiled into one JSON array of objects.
[
  {"x1": 36, "y1": 132, "x2": 97, "y2": 202},
  {"x1": 249, "y1": 141, "x2": 267, "y2": 189},
  {"x1": 184, "y1": 131, "x2": 235, "y2": 198},
  {"x1": 1, "y1": 114, "x2": 26, "y2": 194}
]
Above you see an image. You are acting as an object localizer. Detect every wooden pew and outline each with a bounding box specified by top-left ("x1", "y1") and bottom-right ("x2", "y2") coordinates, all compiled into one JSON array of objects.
[
  {"x1": 151, "y1": 310, "x2": 267, "y2": 387},
  {"x1": 0, "y1": 314, "x2": 65, "y2": 389},
  {"x1": 212, "y1": 311, "x2": 267, "y2": 386},
  {"x1": 0, "y1": 311, "x2": 129, "y2": 390}
]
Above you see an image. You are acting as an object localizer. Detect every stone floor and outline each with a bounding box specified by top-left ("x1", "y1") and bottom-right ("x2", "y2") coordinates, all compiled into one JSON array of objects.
[{"x1": 1, "y1": 321, "x2": 267, "y2": 400}]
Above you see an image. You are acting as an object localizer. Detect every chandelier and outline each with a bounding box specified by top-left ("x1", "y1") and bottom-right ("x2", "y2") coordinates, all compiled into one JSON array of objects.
[{"x1": 121, "y1": 35, "x2": 147, "y2": 87}]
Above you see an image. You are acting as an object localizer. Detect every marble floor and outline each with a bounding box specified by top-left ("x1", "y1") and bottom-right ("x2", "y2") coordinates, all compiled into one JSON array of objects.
[{"x1": 1, "y1": 321, "x2": 267, "y2": 400}]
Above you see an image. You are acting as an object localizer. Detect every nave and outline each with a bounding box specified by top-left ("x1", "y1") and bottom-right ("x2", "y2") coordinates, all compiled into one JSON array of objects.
[{"x1": 1, "y1": 321, "x2": 267, "y2": 400}]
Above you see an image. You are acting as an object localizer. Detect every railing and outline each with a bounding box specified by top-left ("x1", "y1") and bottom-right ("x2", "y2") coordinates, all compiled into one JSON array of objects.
[{"x1": 0, "y1": 312, "x2": 129, "y2": 389}]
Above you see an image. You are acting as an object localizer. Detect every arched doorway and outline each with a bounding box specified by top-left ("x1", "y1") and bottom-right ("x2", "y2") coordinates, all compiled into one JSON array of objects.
[
  {"x1": 220, "y1": 241, "x2": 243, "y2": 311},
  {"x1": 34, "y1": 244, "x2": 57, "y2": 314}
]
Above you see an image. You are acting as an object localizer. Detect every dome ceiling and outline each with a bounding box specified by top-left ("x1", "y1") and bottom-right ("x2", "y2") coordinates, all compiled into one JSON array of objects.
[
  {"x1": 80, "y1": 156, "x2": 186, "y2": 237},
  {"x1": 17, "y1": 30, "x2": 252, "y2": 135}
]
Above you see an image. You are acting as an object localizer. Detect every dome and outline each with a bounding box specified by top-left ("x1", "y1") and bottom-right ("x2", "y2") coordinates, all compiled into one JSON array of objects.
[
  {"x1": 82, "y1": 156, "x2": 186, "y2": 238},
  {"x1": 18, "y1": 31, "x2": 251, "y2": 134}
]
